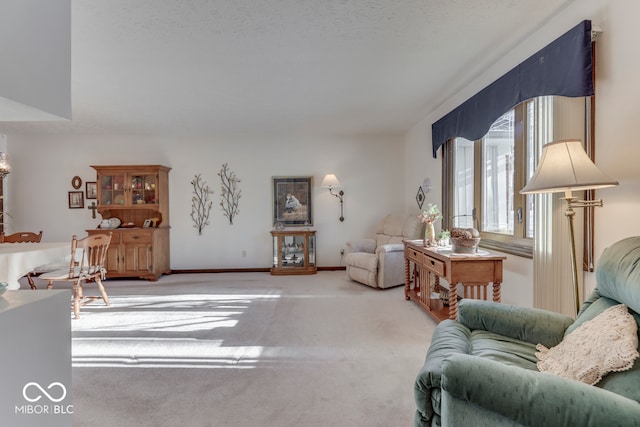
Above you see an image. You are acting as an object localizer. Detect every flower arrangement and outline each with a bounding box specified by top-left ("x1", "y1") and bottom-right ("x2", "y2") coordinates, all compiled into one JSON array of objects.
[
  {"x1": 418, "y1": 203, "x2": 442, "y2": 247},
  {"x1": 437, "y1": 229, "x2": 450, "y2": 240},
  {"x1": 437, "y1": 229, "x2": 450, "y2": 245},
  {"x1": 418, "y1": 203, "x2": 442, "y2": 224}
]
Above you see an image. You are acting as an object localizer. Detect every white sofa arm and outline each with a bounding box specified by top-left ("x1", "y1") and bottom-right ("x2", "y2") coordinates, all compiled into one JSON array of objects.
[
  {"x1": 376, "y1": 249, "x2": 406, "y2": 288},
  {"x1": 375, "y1": 243, "x2": 405, "y2": 254},
  {"x1": 346, "y1": 238, "x2": 376, "y2": 254}
]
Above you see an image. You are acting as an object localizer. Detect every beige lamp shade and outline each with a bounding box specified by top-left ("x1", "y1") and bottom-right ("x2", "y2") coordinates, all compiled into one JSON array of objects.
[
  {"x1": 520, "y1": 139, "x2": 618, "y2": 195},
  {"x1": 321, "y1": 174, "x2": 341, "y2": 188}
]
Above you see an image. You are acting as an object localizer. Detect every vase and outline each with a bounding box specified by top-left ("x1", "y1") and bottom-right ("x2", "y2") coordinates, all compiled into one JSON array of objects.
[{"x1": 424, "y1": 222, "x2": 436, "y2": 247}]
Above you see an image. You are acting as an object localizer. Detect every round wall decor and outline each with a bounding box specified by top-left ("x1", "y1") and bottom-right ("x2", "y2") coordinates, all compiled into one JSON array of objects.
[{"x1": 71, "y1": 176, "x2": 83, "y2": 189}]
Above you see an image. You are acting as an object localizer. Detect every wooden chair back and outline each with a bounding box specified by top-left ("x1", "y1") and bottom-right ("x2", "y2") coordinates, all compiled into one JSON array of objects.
[
  {"x1": 0, "y1": 231, "x2": 44, "y2": 289},
  {"x1": 65, "y1": 233, "x2": 112, "y2": 280},
  {"x1": 0, "y1": 231, "x2": 43, "y2": 243}
]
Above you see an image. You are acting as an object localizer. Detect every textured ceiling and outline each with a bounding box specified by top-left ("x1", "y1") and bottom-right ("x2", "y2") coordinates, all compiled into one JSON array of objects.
[{"x1": 0, "y1": 0, "x2": 575, "y2": 137}]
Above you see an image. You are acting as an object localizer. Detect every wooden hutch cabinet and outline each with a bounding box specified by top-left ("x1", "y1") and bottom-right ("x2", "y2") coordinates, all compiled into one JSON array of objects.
[{"x1": 87, "y1": 165, "x2": 171, "y2": 281}]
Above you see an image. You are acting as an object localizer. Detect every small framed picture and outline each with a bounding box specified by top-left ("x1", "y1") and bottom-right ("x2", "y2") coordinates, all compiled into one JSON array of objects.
[
  {"x1": 68, "y1": 191, "x2": 84, "y2": 209},
  {"x1": 143, "y1": 219, "x2": 152, "y2": 228},
  {"x1": 86, "y1": 182, "x2": 97, "y2": 199}
]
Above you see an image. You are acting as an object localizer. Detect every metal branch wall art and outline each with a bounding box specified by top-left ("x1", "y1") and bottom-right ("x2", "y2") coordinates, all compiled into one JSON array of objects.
[
  {"x1": 191, "y1": 174, "x2": 214, "y2": 235},
  {"x1": 218, "y1": 163, "x2": 241, "y2": 225}
]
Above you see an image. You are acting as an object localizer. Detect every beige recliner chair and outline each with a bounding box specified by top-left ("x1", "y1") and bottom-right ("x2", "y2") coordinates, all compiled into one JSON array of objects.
[{"x1": 345, "y1": 214, "x2": 423, "y2": 289}]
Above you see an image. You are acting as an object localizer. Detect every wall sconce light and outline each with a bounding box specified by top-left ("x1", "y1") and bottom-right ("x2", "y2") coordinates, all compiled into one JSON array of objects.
[
  {"x1": 321, "y1": 174, "x2": 344, "y2": 222},
  {"x1": 0, "y1": 153, "x2": 10, "y2": 179}
]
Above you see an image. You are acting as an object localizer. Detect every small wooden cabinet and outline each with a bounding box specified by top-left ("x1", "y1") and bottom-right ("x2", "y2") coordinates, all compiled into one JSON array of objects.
[
  {"x1": 271, "y1": 229, "x2": 316, "y2": 275},
  {"x1": 87, "y1": 165, "x2": 171, "y2": 281}
]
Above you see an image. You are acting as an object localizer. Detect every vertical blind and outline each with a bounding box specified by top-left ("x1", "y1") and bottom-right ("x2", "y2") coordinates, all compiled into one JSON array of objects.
[{"x1": 431, "y1": 20, "x2": 593, "y2": 158}]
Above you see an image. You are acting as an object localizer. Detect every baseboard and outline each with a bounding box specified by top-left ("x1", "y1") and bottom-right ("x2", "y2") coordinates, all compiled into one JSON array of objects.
[
  {"x1": 317, "y1": 266, "x2": 346, "y2": 271},
  {"x1": 171, "y1": 268, "x2": 269, "y2": 274},
  {"x1": 170, "y1": 266, "x2": 346, "y2": 274}
]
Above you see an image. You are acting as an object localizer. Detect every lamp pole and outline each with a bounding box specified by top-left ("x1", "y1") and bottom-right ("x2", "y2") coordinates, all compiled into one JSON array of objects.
[{"x1": 564, "y1": 194, "x2": 603, "y2": 315}]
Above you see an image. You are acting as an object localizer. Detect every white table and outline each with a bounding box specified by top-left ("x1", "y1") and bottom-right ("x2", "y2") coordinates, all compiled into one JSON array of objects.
[{"x1": 0, "y1": 242, "x2": 70, "y2": 290}]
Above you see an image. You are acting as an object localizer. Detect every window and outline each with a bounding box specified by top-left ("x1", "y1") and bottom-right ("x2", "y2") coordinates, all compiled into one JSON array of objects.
[
  {"x1": 482, "y1": 109, "x2": 516, "y2": 235},
  {"x1": 443, "y1": 97, "x2": 555, "y2": 257}
]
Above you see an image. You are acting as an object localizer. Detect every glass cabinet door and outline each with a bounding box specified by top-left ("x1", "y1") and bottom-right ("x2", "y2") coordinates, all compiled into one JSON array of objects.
[
  {"x1": 282, "y1": 235, "x2": 305, "y2": 268},
  {"x1": 99, "y1": 173, "x2": 126, "y2": 206},
  {"x1": 308, "y1": 233, "x2": 315, "y2": 266},
  {"x1": 270, "y1": 230, "x2": 316, "y2": 275},
  {"x1": 272, "y1": 237, "x2": 279, "y2": 267},
  {"x1": 129, "y1": 173, "x2": 158, "y2": 205}
]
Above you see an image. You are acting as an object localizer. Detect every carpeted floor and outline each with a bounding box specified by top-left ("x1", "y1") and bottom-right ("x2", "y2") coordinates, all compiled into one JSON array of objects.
[{"x1": 66, "y1": 271, "x2": 435, "y2": 427}]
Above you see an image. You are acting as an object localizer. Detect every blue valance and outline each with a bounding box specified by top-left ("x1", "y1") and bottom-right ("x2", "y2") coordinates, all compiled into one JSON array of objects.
[{"x1": 431, "y1": 20, "x2": 593, "y2": 158}]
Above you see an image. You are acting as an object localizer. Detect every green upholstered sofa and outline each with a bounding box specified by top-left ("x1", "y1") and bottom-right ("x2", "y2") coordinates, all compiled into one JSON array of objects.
[{"x1": 414, "y1": 236, "x2": 640, "y2": 426}]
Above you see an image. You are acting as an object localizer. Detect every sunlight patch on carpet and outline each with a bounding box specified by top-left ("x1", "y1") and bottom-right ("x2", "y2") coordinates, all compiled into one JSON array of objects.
[
  {"x1": 72, "y1": 293, "x2": 281, "y2": 369},
  {"x1": 73, "y1": 337, "x2": 264, "y2": 369},
  {"x1": 72, "y1": 293, "x2": 280, "y2": 331}
]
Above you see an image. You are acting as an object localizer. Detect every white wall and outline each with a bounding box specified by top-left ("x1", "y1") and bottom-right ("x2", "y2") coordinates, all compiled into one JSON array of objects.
[
  {"x1": 5, "y1": 133, "x2": 405, "y2": 269},
  {"x1": 405, "y1": 0, "x2": 640, "y2": 307},
  {"x1": 404, "y1": 119, "x2": 442, "y2": 216}
]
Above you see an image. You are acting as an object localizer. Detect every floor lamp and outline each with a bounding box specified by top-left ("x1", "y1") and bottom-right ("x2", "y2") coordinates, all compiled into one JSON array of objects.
[{"x1": 520, "y1": 139, "x2": 618, "y2": 315}]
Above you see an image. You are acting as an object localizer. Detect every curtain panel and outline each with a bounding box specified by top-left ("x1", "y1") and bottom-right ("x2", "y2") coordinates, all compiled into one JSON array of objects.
[{"x1": 431, "y1": 20, "x2": 593, "y2": 158}]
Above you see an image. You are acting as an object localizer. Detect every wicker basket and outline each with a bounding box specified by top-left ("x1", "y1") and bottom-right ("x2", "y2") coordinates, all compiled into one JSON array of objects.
[{"x1": 451, "y1": 237, "x2": 481, "y2": 254}]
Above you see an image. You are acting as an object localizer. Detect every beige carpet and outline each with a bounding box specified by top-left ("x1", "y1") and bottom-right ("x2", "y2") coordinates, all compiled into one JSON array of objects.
[{"x1": 67, "y1": 272, "x2": 435, "y2": 427}]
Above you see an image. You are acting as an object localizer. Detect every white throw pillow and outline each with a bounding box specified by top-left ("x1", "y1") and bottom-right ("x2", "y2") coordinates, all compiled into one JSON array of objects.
[{"x1": 535, "y1": 304, "x2": 639, "y2": 385}]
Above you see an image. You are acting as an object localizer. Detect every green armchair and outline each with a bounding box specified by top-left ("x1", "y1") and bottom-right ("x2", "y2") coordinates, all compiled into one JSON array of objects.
[{"x1": 414, "y1": 237, "x2": 640, "y2": 426}]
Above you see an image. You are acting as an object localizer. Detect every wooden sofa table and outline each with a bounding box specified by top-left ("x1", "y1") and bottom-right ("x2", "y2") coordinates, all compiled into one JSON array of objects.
[{"x1": 404, "y1": 240, "x2": 506, "y2": 322}]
